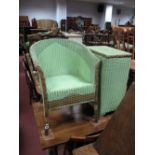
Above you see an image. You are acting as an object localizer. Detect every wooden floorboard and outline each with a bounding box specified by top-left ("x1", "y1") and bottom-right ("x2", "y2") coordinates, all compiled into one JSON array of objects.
[{"x1": 32, "y1": 102, "x2": 113, "y2": 149}]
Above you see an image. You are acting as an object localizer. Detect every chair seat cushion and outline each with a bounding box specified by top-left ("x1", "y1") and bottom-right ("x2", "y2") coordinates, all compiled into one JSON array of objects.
[{"x1": 46, "y1": 75, "x2": 95, "y2": 101}]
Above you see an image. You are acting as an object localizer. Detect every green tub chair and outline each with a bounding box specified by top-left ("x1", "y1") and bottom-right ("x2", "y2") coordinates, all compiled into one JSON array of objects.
[{"x1": 30, "y1": 39, "x2": 101, "y2": 136}]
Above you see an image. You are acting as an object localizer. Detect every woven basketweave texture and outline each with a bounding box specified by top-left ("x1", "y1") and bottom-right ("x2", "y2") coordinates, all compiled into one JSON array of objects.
[
  {"x1": 88, "y1": 46, "x2": 131, "y2": 115},
  {"x1": 30, "y1": 39, "x2": 101, "y2": 127},
  {"x1": 30, "y1": 39, "x2": 99, "y2": 101}
]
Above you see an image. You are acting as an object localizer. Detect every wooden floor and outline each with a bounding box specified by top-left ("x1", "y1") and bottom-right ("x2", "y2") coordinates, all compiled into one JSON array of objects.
[{"x1": 32, "y1": 102, "x2": 113, "y2": 149}]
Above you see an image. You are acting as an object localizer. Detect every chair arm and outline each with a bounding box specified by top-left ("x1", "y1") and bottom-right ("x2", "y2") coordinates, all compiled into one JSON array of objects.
[
  {"x1": 35, "y1": 65, "x2": 48, "y2": 104},
  {"x1": 79, "y1": 50, "x2": 101, "y2": 84},
  {"x1": 34, "y1": 65, "x2": 49, "y2": 119}
]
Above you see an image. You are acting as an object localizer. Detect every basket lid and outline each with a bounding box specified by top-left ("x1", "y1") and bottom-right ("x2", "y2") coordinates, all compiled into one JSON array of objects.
[{"x1": 88, "y1": 46, "x2": 131, "y2": 58}]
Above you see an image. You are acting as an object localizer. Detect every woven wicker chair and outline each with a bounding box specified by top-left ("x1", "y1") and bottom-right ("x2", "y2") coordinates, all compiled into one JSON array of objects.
[{"x1": 30, "y1": 39, "x2": 101, "y2": 136}]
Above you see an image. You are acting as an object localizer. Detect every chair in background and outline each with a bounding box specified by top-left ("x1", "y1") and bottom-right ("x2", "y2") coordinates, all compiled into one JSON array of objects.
[
  {"x1": 19, "y1": 16, "x2": 31, "y2": 53},
  {"x1": 19, "y1": 16, "x2": 30, "y2": 35},
  {"x1": 30, "y1": 18, "x2": 59, "y2": 38},
  {"x1": 112, "y1": 26, "x2": 135, "y2": 59},
  {"x1": 19, "y1": 16, "x2": 35, "y2": 41},
  {"x1": 112, "y1": 26, "x2": 126, "y2": 50},
  {"x1": 26, "y1": 18, "x2": 66, "y2": 48},
  {"x1": 31, "y1": 18, "x2": 58, "y2": 31},
  {"x1": 30, "y1": 39, "x2": 101, "y2": 137},
  {"x1": 73, "y1": 83, "x2": 135, "y2": 155},
  {"x1": 125, "y1": 27, "x2": 135, "y2": 59}
]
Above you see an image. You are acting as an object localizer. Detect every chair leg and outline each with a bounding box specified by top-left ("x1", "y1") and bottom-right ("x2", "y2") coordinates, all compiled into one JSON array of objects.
[
  {"x1": 41, "y1": 112, "x2": 55, "y2": 139},
  {"x1": 94, "y1": 104, "x2": 99, "y2": 122},
  {"x1": 44, "y1": 120, "x2": 50, "y2": 136},
  {"x1": 44, "y1": 103, "x2": 49, "y2": 136}
]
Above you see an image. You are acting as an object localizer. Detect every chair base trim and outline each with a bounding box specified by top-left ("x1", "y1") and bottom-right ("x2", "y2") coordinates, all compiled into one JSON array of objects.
[{"x1": 48, "y1": 93, "x2": 96, "y2": 109}]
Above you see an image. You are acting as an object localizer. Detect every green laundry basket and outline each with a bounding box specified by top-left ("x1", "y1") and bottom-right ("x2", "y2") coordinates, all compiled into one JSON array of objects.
[{"x1": 88, "y1": 46, "x2": 131, "y2": 115}]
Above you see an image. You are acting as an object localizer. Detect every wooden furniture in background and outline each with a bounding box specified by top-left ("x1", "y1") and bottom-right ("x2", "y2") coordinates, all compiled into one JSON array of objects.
[
  {"x1": 24, "y1": 18, "x2": 60, "y2": 43},
  {"x1": 61, "y1": 16, "x2": 92, "y2": 31},
  {"x1": 19, "y1": 34, "x2": 25, "y2": 55},
  {"x1": 83, "y1": 18, "x2": 92, "y2": 30},
  {"x1": 31, "y1": 18, "x2": 58, "y2": 30},
  {"x1": 65, "y1": 130, "x2": 101, "y2": 155},
  {"x1": 83, "y1": 32, "x2": 110, "y2": 46},
  {"x1": 61, "y1": 19, "x2": 67, "y2": 31},
  {"x1": 67, "y1": 17, "x2": 76, "y2": 30},
  {"x1": 73, "y1": 83, "x2": 135, "y2": 155},
  {"x1": 119, "y1": 24, "x2": 135, "y2": 28},
  {"x1": 19, "y1": 16, "x2": 30, "y2": 34},
  {"x1": 112, "y1": 26, "x2": 135, "y2": 59},
  {"x1": 126, "y1": 27, "x2": 135, "y2": 59},
  {"x1": 19, "y1": 16, "x2": 31, "y2": 52}
]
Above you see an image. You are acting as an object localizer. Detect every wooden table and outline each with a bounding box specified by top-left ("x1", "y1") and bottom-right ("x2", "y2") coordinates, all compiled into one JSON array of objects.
[
  {"x1": 32, "y1": 101, "x2": 112, "y2": 149},
  {"x1": 73, "y1": 83, "x2": 135, "y2": 155}
]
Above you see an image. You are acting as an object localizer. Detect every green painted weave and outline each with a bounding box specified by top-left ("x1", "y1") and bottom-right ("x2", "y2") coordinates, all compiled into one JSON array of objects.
[
  {"x1": 88, "y1": 46, "x2": 131, "y2": 57},
  {"x1": 88, "y1": 46, "x2": 131, "y2": 115},
  {"x1": 46, "y1": 75, "x2": 95, "y2": 100},
  {"x1": 30, "y1": 39, "x2": 99, "y2": 101}
]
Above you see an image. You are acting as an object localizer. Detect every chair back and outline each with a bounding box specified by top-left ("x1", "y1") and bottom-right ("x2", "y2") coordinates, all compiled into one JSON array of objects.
[{"x1": 30, "y1": 39, "x2": 99, "y2": 82}]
